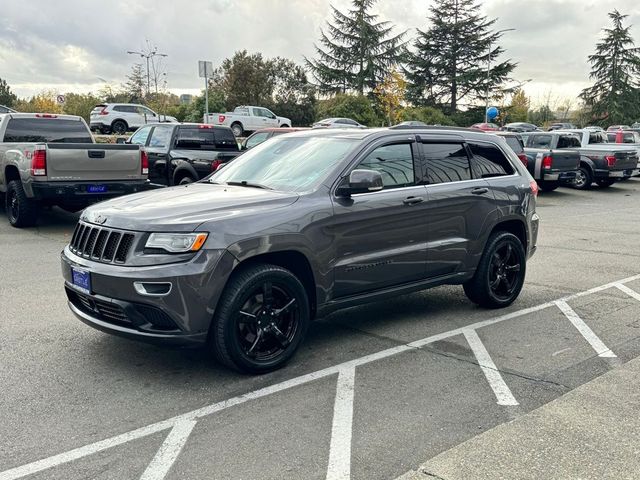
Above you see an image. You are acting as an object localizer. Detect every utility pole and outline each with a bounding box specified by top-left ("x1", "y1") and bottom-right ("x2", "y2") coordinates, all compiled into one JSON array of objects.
[{"x1": 485, "y1": 28, "x2": 515, "y2": 123}]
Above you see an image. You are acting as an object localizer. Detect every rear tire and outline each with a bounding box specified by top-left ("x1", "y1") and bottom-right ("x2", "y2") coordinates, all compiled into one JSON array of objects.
[
  {"x1": 231, "y1": 123, "x2": 244, "y2": 137},
  {"x1": 177, "y1": 176, "x2": 195, "y2": 185},
  {"x1": 464, "y1": 232, "x2": 526, "y2": 309},
  {"x1": 210, "y1": 263, "x2": 310, "y2": 374},
  {"x1": 538, "y1": 180, "x2": 559, "y2": 192},
  {"x1": 572, "y1": 166, "x2": 592, "y2": 190},
  {"x1": 6, "y1": 180, "x2": 38, "y2": 228},
  {"x1": 111, "y1": 120, "x2": 127, "y2": 135}
]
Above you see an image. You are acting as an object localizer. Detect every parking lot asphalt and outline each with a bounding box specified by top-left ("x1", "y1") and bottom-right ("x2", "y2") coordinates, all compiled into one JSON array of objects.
[{"x1": 1, "y1": 179, "x2": 640, "y2": 480}]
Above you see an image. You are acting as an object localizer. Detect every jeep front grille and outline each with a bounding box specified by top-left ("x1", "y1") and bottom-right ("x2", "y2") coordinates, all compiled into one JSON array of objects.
[{"x1": 69, "y1": 222, "x2": 135, "y2": 264}]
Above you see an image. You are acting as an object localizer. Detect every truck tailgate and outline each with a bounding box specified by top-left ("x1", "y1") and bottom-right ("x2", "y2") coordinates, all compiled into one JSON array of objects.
[
  {"x1": 612, "y1": 150, "x2": 638, "y2": 171},
  {"x1": 548, "y1": 149, "x2": 579, "y2": 172},
  {"x1": 44, "y1": 143, "x2": 143, "y2": 181}
]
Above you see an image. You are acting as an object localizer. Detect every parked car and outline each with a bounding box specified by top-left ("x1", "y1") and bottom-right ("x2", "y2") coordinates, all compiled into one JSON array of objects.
[
  {"x1": 470, "y1": 122, "x2": 499, "y2": 132},
  {"x1": 90, "y1": 104, "x2": 178, "y2": 135},
  {"x1": 497, "y1": 132, "x2": 579, "y2": 192},
  {"x1": 124, "y1": 123, "x2": 241, "y2": 186},
  {"x1": 548, "y1": 123, "x2": 576, "y2": 131},
  {"x1": 606, "y1": 125, "x2": 631, "y2": 131},
  {"x1": 0, "y1": 113, "x2": 148, "y2": 227},
  {"x1": 241, "y1": 127, "x2": 309, "y2": 150},
  {"x1": 204, "y1": 106, "x2": 291, "y2": 137},
  {"x1": 606, "y1": 130, "x2": 640, "y2": 144},
  {"x1": 395, "y1": 121, "x2": 428, "y2": 127},
  {"x1": 521, "y1": 130, "x2": 638, "y2": 189},
  {"x1": 61, "y1": 126, "x2": 539, "y2": 373},
  {"x1": 0, "y1": 105, "x2": 16, "y2": 114},
  {"x1": 501, "y1": 122, "x2": 540, "y2": 133},
  {"x1": 312, "y1": 118, "x2": 367, "y2": 129},
  {"x1": 632, "y1": 122, "x2": 640, "y2": 129}
]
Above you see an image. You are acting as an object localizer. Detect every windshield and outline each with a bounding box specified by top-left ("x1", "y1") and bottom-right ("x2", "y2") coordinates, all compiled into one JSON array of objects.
[{"x1": 210, "y1": 135, "x2": 358, "y2": 193}]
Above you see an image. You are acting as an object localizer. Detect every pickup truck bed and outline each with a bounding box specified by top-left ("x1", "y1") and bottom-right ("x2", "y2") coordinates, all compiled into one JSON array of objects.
[
  {"x1": 0, "y1": 113, "x2": 148, "y2": 227},
  {"x1": 524, "y1": 147, "x2": 579, "y2": 191}
]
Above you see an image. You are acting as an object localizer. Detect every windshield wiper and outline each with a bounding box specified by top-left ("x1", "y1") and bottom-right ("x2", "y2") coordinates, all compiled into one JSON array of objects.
[{"x1": 225, "y1": 181, "x2": 273, "y2": 190}]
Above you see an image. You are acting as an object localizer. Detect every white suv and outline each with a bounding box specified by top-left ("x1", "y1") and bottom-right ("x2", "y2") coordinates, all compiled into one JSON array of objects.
[{"x1": 90, "y1": 103, "x2": 178, "y2": 134}]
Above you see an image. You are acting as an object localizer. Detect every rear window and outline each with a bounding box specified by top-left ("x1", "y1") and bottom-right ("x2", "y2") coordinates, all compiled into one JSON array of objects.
[
  {"x1": 469, "y1": 142, "x2": 515, "y2": 178},
  {"x1": 3, "y1": 118, "x2": 92, "y2": 143},
  {"x1": 175, "y1": 127, "x2": 239, "y2": 150},
  {"x1": 503, "y1": 136, "x2": 524, "y2": 154},
  {"x1": 557, "y1": 135, "x2": 581, "y2": 148}
]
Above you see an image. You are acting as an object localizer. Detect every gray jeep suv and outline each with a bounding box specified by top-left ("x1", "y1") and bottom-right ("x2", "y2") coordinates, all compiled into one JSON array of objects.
[{"x1": 61, "y1": 127, "x2": 539, "y2": 373}]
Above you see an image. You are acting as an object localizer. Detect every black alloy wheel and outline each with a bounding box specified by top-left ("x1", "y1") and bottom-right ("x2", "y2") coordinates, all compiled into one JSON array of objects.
[{"x1": 488, "y1": 243, "x2": 522, "y2": 301}]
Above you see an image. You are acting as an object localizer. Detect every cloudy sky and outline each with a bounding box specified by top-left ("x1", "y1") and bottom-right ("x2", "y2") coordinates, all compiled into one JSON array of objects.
[{"x1": 1, "y1": 0, "x2": 639, "y2": 107}]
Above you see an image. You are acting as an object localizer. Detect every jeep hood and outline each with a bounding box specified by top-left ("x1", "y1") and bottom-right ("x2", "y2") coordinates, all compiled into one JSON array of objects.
[{"x1": 81, "y1": 183, "x2": 299, "y2": 232}]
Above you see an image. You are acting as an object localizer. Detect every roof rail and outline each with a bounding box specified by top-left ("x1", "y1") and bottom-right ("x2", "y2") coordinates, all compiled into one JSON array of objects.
[{"x1": 389, "y1": 125, "x2": 486, "y2": 133}]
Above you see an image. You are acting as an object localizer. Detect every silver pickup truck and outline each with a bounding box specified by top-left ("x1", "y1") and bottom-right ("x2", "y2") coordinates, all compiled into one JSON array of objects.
[{"x1": 0, "y1": 113, "x2": 149, "y2": 227}]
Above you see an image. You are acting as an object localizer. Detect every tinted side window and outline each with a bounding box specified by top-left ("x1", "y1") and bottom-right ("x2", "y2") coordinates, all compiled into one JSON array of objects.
[
  {"x1": 423, "y1": 143, "x2": 471, "y2": 184},
  {"x1": 469, "y1": 143, "x2": 515, "y2": 178},
  {"x1": 358, "y1": 143, "x2": 416, "y2": 189},
  {"x1": 589, "y1": 132, "x2": 607, "y2": 144},
  {"x1": 130, "y1": 126, "x2": 152, "y2": 145},
  {"x1": 246, "y1": 132, "x2": 270, "y2": 149},
  {"x1": 148, "y1": 125, "x2": 173, "y2": 148}
]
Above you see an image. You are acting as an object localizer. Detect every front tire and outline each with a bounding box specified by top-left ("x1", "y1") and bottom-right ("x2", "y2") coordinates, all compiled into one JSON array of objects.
[
  {"x1": 464, "y1": 232, "x2": 526, "y2": 308},
  {"x1": 538, "y1": 180, "x2": 559, "y2": 192},
  {"x1": 211, "y1": 264, "x2": 310, "y2": 373},
  {"x1": 177, "y1": 176, "x2": 195, "y2": 185},
  {"x1": 6, "y1": 180, "x2": 38, "y2": 228}
]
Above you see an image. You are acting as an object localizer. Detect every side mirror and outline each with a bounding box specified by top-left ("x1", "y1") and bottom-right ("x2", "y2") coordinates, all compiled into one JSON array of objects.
[{"x1": 336, "y1": 169, "x2": 384, "y2": 196}]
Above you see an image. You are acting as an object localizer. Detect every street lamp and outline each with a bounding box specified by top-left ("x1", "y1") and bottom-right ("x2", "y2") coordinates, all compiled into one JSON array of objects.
[
  {"x1": 485, "y1": 28, "x2": 516, "y2": 123},
  {"x1": 126, "y1": 49, "x2": 168, "y2": 96}
]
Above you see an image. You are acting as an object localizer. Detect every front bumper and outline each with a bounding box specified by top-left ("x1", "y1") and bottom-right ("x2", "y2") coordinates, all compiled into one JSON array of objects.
[
  {"x1": 61, "y1": 247, "x2": 237, "y2": 345},
  {"x1": 32, "y1": 181, "x2": 151, "y2": 202}
]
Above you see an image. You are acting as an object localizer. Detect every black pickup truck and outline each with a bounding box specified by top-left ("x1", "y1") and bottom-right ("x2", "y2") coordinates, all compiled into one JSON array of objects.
[
  {"x1": 496, "y1": 132, "x2": 579, "y2": 191},
  {"x1": 520, "y1": 130, "x2": 638, "y2": 189},
  {"x1": 124, "y1": 123, "x2": 241, "y2": 186}
]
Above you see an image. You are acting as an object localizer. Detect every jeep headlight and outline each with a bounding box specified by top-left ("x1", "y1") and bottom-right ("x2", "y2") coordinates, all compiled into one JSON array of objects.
[{"x1": 145, "y1": 233, "x2": 208, "y2": 253}]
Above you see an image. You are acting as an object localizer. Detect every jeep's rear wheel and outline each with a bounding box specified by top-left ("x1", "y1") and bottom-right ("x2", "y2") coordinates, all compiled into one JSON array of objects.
[
  {"x1": 6, "y1": 180, "x2": 38, "y2": 228},
  {"x1": 211, "y1": 264, "x2": 310, "y2": 373},
  {"x1": 464, "y1": 232, "x2": 526, "y2": 308}
]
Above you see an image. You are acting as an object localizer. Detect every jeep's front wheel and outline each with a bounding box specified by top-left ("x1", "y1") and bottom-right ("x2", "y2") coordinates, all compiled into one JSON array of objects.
[
  {"x1": 464, "y1": 232, "x2": 526, "y2": 308},
  {"x1": 211, "y1": 264, "x2": 310, "y2": 373}
]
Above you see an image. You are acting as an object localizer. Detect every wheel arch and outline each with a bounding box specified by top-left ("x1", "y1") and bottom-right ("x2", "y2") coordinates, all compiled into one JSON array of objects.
[
  {"x1": 171, "y1": 161, "x2": 199, "y2": 184},
  {"x1": 489, "y1": 218, "x2": 527, "y2": 251}
]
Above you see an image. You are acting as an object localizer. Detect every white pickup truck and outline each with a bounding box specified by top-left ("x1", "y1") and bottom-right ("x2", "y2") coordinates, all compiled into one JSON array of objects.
[{"x1": 204, "y1": 106, "x2": 291, "y2": 137}]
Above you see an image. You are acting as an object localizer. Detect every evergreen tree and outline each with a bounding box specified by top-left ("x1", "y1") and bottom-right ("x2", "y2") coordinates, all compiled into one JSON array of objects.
[
  {"x1": 405, "y1": 0, "x2": 516, "y2": 113},
  {"x1": 0, "y1": 78, "x2": 17, "y2": 107},
  {"x1": 123, "y1": 64, "x2": 146, "y2": 103},
  {"x1": 580, "y1": 10, "x2": 640, "y2": 125},
  {"x1": 306, "y1": 0, "x2": 407, "y2": 95}
]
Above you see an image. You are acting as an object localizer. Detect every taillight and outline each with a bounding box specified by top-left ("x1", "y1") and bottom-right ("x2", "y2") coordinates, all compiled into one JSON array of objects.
[
  {"x1": 35, "y1": 114, "x2": 57, "y2": 118},
  {"x1": 211, "y1": 159, "x2": 222, "y2": 171},
  {"x1": 141, "y1": 150, "x2": 149, "y2": 175},
  {"x1": 542, "y1": 155, "x2": 553, "y2": 170},
  {"x1": 31, "y1": 149, "x2": 47, "y2": 176},
  {"x1": 199, "y1": 124, "x2": 213, "y2": 129},
  {"x1": 100, "y1": 108, "x2": 109, "y2": 116},
  {"x1": 605, "y1": 155, "x2": 616, "y2": 167},
  {"x1": 517, "y1": 153, "x2": 528, "y2": 167},
  {"x1": 218, "y1": 115, "x2": 226, "y2": 123},
  {"x1": 530, "y1": 180, "x2": 539, "y2": 197}
]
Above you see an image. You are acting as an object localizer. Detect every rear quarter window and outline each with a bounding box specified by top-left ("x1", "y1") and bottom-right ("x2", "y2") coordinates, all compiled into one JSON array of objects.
[
  {"x1": 3, "y1": 118, "x2": 92, "y2": 143},
  {"x1": 469, "y1": 142, "x2": 515, "y2": 178},
  {"x1": 504, "y1": 136, "x2": 524, "y2": 154}
]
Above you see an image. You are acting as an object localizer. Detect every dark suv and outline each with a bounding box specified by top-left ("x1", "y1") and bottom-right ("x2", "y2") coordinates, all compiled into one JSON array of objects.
[{"x1": 61, "y1": 127, "x2": 539, "y2": 373}]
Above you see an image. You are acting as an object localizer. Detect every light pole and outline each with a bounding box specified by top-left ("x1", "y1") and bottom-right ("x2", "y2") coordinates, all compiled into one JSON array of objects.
[
  {"x1": 485, "y1": 28, "x2": 515, "y2": 123},
  {"x1": 126, "y1": 49, "x2": 168, "y2": 97}
]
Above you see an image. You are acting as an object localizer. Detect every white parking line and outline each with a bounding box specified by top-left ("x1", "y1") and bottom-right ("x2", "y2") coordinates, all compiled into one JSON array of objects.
[
  {"x1": 555, "y1": 300, "x2": 616, "y2": 358},
  {"x1": 139, "y1": 420, "x2": 197, "y2": 480},
  {"x1": 1, "y1": 273, "x2": 639, "y2": 480},
  {"x1": 614, "y1": 283, "x2": 640, "y2": 302},
  {"x1": 326, "y1": 367, "x2": 356, "y2": 480},
  {"x1": 463, "y1": 329, "x2": 519, "y2": 406}
]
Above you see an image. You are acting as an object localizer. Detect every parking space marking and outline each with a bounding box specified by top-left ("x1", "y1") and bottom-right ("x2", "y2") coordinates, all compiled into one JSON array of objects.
[
  {"x1": 614, "y1": 283, "x2": 640, "y2": 302},
  {"x1": 139, "y1": 420, "x2": 197, "y2": 480},
  {"x1": 555, "y1": 300, "x2": 616, "y2": 358},
  {"x1": 326, "y1": 366, "x2": 356, "y2": 480},
  {"x1": 2, "y1": 273, "x2": 640, "y2": 480},
  {"x1": 463, "y1": 329, "x2": 519, "y2": 406}
]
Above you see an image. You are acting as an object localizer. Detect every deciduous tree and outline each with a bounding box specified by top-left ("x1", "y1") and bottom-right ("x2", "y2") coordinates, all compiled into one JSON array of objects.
[{"x1": 374, "y1": 69, "x2": 407, "y2": 125}]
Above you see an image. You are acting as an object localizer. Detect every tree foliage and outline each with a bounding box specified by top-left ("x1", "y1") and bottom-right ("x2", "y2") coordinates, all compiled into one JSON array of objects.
[
  {"x1": 374, "y1": 69, "x2": 407, "y2": 125},
  {"x1": 0, "y1": 78, "x2": 17, "y2": 107},
  {"x1": 13, "y1": 91, "x2": 64, "y2": 114},
  {"x1": 506, "y1": 89, "x2": 529, "y2": 123},
  {"x1": 316, "y1": 94, "x2": 380, "y2": 126},
  {"x1": 123, "y1": 63, "x2": 146, "y2": 103},
  {"x1": 405, "y1": 0, "x2": 516, "y2": 113},
  {"x1": 579, "y1": 10, "x2": 640, "y2": 125},
  {"x1": 62, "y1": 93, "x2": 103, "y2": 123},
  {"x1": 307, "y1": 0, "x2": 407, "y2": 95},
  {"x1": 399, "y1": 106, "x2": 456, "y2": 125}
]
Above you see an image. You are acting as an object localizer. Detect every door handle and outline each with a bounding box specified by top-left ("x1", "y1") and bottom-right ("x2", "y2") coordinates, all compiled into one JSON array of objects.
[
  {"x1": 471, "y1": 187, "x2": 489, "y2": 195},
  {"x1": 403, "y1": 196, "x2": 424, "y2": 205}
]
